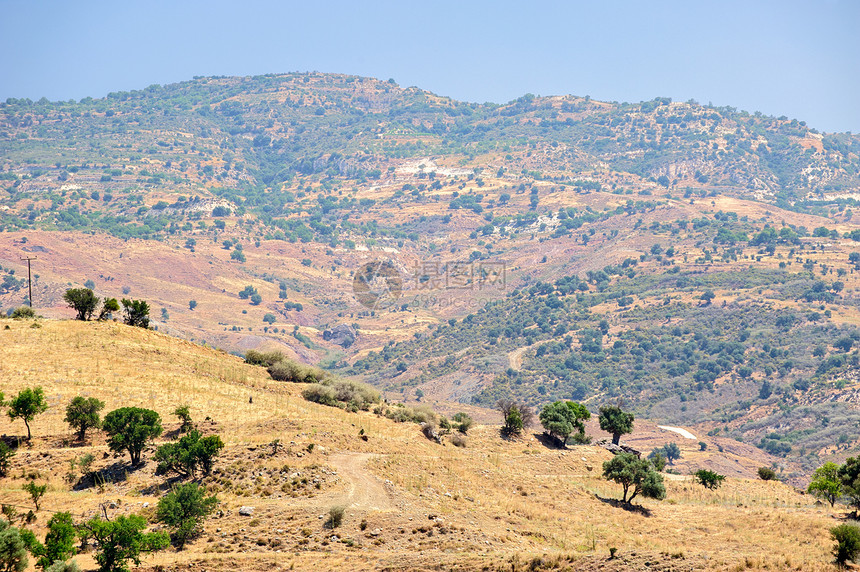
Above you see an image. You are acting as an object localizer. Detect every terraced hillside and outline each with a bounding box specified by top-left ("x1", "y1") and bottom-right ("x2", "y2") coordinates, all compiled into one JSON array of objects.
[{"x1": 2, "y1": 73, "x2": 860, "y2": 476}]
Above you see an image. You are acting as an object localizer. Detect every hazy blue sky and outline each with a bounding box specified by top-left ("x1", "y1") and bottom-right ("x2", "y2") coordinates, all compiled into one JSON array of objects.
[{"x1": 2, "y1": 0, "x2": 858, "y2": 132}]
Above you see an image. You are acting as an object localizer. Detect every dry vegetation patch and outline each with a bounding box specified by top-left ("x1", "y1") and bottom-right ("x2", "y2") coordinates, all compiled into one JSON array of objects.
[{"x1": 0, "y1": 320, "x2": 849, "y2": 570}]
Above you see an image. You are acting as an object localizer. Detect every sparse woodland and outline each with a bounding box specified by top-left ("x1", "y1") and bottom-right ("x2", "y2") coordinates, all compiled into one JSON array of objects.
[{"x1": 2, "y1": 73, "x2": 860, "y2": 569}]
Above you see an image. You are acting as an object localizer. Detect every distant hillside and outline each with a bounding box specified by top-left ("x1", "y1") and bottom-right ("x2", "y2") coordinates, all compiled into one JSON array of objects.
[
  {"x1": 2, "y1": 73, "x2": 860, "y2": 477},
  {"x1": 1, "y1": 73, "x2": 858, "y2": 241}
]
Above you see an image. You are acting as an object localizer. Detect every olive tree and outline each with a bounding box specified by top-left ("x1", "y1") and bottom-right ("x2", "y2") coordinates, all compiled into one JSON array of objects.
[
  {"x1": 156, "y1": 483, "x2": 218, "y2": 549},
  {"x1": 79, "y1": 515, "x2": 168, "y2": 572},
  {"x1": 808, "y1": 462, "x2": 842, "y2": 507},
  {"x1": 63, "y1": 288, "x2": 99, "y2": 321},
  {"x1": 602, "y1": 452, "x2": 665, "y2": 504},
  {"x1": 539, "y1": 400, "x2": 590, "y2": 446},
  {"x1": 65, "y1": 396, "x2": 105, "y2": 441},
  {"x1": 598, "y1": 405, "x2": 634, "y2": 445},
  {"x1": 102, "y1": 408, "x2": 162, "y2": 466},
  {"x1": 7, "y1": 387, "x2": 49, "y2": 441},
  {"x1": 0, "y1": 520, "x2": 27, "y2": 572}
]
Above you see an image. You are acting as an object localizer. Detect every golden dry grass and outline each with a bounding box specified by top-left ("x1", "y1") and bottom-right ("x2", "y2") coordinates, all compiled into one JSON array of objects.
[{"x1": 0, "y1": 319, "x2": 849, "y2": 571}]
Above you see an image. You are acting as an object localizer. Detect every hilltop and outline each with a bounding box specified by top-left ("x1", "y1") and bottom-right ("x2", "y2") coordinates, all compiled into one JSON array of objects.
[
  {"x1": 2, "y1": 73, "x2": 860, "y2": 476},
  {"x1": 0, "y1": 319, "x2": 846, "y2": 570}
]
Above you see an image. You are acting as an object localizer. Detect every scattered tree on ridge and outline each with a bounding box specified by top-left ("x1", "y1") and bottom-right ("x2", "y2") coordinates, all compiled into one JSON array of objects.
[
  {"x1": 78, "y1": 515, "x2": 168, "y2": 572},
  {"x1": 808, "y1": 462, "x2": 842, "y2": 507},
  {"x1": 539, "y1": 400, "x2": 590, "y2": 446},
  {"x1": 602, "y1": 452, "x2": 665, "y2": 504},
  {"x1": 598, "y1": 405, "x2": 634, "y2": 445},
  {"x1": 497, "y1": 398, "x2": 534, "y2": 437},
  {"x1": 120, "y1": 299, "x2": 150, "y2": 328},
  {"x1": 7, "y1": 386, "x2": 49, "y2": 441},
  {"x1": 693, "y1": 469, "x2": 725, "y2": 490},
  {"x1": 63, "y1": 288, "x2": 99, "y2": 321},
  {"x1": 102, "y1": 407, "x2": 163, "y2": 466},
  {"x1": 65, "y1": 396, "x2": 105, "y2": 441},
  {"x1": 156, "y1": 482, "x2": 218, "y2": 549}
]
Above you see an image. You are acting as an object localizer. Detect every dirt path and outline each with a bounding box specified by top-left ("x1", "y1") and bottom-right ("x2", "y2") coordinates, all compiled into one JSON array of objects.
[
  {"x1": 657, "y1": 425, "x2": 698, "y2": 440},
  {"x1": 328, "y1": 452, "x2": 393, "y2": 512},
  {"x1": 507, "y1": 346, "x2": 528, "y2": 370}
]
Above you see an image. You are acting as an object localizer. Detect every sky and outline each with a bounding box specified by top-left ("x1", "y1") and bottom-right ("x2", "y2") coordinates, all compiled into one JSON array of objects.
[{"x1": 1, "y1": 0, "x2": 858, "y2": 133}]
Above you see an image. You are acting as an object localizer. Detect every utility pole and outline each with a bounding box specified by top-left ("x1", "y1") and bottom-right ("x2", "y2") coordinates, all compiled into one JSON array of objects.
[{"x1": 20, "y1": 256, "x2": 36, "y2": 307}]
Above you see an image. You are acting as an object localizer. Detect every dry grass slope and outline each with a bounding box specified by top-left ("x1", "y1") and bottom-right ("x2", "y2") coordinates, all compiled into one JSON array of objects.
[{"x1": 0, "y1": 319, "x2": 848, "y2": 571}]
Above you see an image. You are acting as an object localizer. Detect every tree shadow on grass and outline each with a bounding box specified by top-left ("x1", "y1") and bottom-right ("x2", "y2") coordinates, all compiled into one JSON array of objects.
[
  {"x1": 594, "y1": 494, "x2": 653, "y2": 517},
  {"x1": 534, "y1": 432, "x2": 565, "y2": 450},
  {"x1": 136, "y1": 475, "x2": 190, "y2": 497},
  {"x1": 72, "y1": 460, "x2": 144, "y2": 491}
]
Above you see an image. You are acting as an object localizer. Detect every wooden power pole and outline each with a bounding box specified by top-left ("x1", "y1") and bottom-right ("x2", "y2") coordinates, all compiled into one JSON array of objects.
[{"x1": 20, "y1": 256, "x2": 36, "y2": 307}]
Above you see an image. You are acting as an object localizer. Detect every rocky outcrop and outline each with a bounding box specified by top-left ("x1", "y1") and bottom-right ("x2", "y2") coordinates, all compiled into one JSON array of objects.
[
  {"x1": 322, "y1": 324, "x2": 357, "y2": 348},
  {"x1": 595, "y1": 439, "x2": 641, "y2": 458}
]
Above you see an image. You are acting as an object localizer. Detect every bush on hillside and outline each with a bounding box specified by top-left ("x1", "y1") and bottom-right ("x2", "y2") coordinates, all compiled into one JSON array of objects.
[
  {"x1": 301, "y1": 379, "x2": 380, "y2": 411},
  {"x1": 244, "y1": 349, "x2": 286, "y2": 367},
  {"x1": 693, "y1": 469, "x2": 725, "y2": 489},
  {"x1": 10, "y1": 306, "x2": 35, "y2": 319},
  {"x1": 832, "y1": 524, "x2": 860, "y2": 565},
  {"x1": 301, "y1": 384, "x2": 339, "y2": 408},
  {"x1": 374, "y1": 403, "x2": 437, "y2": 424},
  {"x1": 267, "y1": 359, "x2": 328, "y2": 383},
  {"x1": 757, "y1": 467, "x2": 778, "y2": 481},
  {"x1": 452, "y1": 412, "x2": 473, "y2": 434}
]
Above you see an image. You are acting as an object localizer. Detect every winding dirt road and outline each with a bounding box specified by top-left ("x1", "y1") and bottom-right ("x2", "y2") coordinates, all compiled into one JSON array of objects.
[{"x1": 328, "y1": 453, "x2": 393, "y2": 511}]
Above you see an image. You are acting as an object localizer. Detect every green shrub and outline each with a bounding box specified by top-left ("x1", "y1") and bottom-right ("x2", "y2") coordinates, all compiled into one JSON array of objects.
[
  {"x1": 450, "y1": 433, "x2": 467, "y2": 448},
  {"x1": 301, "y1": 385, "x2": 339, "y2": 408},
  {"x1": 832, "y1": 524, "x2": 860, "y2": 565},
  {"x1": 693, "y1": 469, "x2": 725, "y2": 489},
  {"x1": 376, "y1": 403, "x2": 438, "y2": 424},
  {"x1": 173, "y1": 405, "x2": 193, "y2": 433},
  {"x1": 301, "y1": 379, "x2": 381, "y2": 411},
  {"x1": 80, "y1": 515, "x2": 168, "y2": 572},
  {"x1": 451, "y1": 412, "x2": 473, "y2": 434},
  {"x1": 649, "y1": 452, "x2": 666, "y2": 472},
  {"x1": 267, "y1": 359, "x2": 327, "y2": 383},
  {"x1": 19, "y1": 511, "x2": 76, "y2": 570},
  {"x1": 154, "y1": 430, "x2": 224, "y2": 478},
  {"x1": 757, "y1": 467, "x2": 777, "y2": 481},
  {"x1": 157, "y1": 482, "x2": 218, "y2": 549},
  {"x1": 45, "y1": 560, "x2": 80, "y2": 572},
  {"x1": 0, "y1": 442, "x2": 15, "y2": 477},
  {"x1": 0, "y1": 520, "x2": 28, "y2": 572},
  {"x1": 327, "y1": 505, "x2": 345, "y2": 528},
  {"x1": 10, "y1": 307, "x2": 35, "y2": 319},
  {"x1": 244, "y1": 349, "x2": 286, "y2": 366}
]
